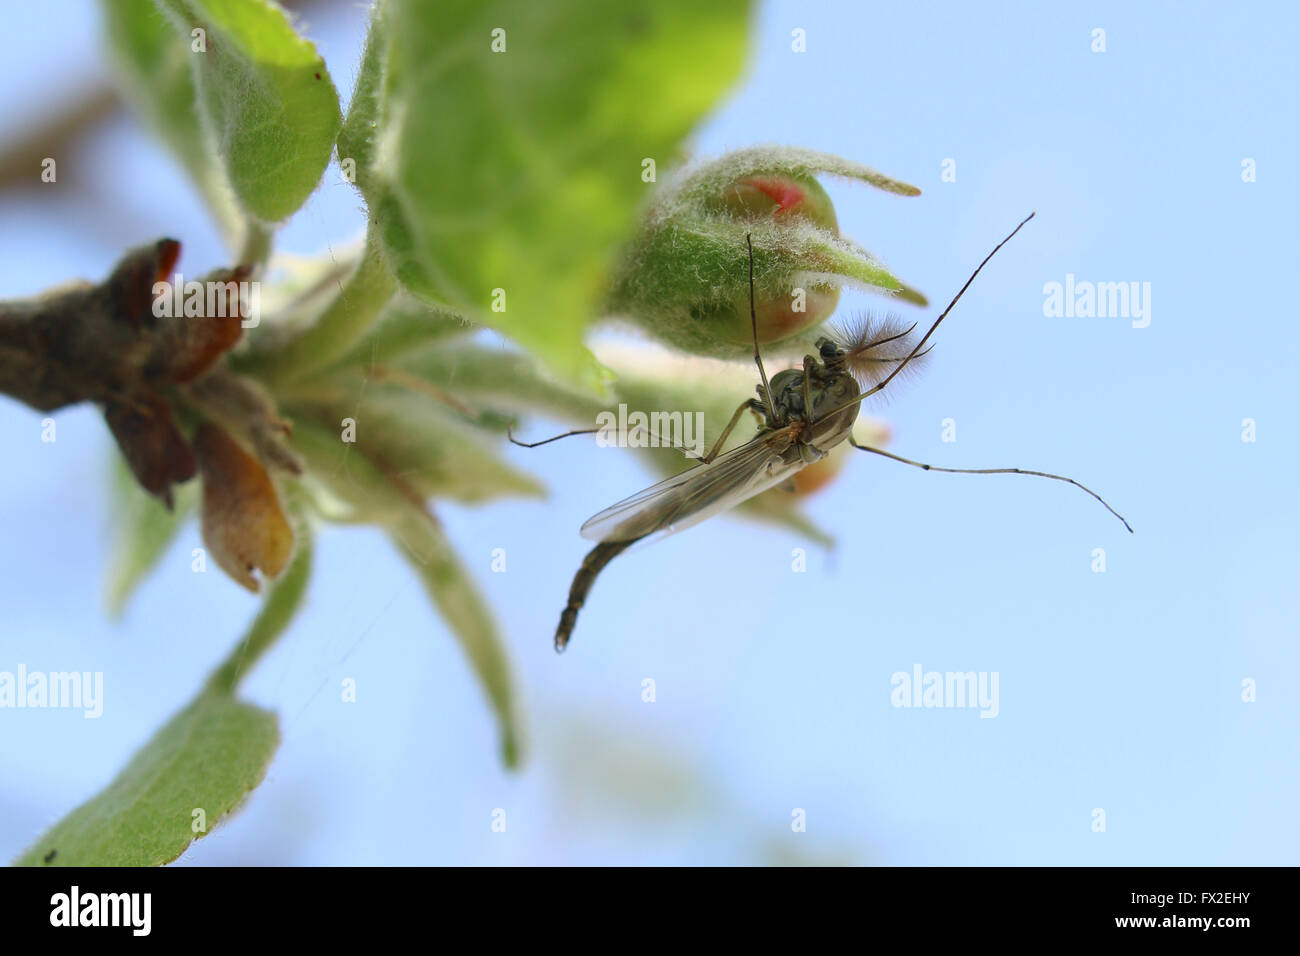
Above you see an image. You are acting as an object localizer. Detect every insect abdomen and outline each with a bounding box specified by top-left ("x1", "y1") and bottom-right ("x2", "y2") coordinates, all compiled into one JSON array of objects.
[{"x1": 556, "y1": 538, "x2": 641, "y2": 652}]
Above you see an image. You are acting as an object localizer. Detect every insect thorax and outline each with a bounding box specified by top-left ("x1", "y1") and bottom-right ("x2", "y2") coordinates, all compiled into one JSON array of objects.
[{"x1": 761, "y1": 344, "x2": 860, "y2": 454}]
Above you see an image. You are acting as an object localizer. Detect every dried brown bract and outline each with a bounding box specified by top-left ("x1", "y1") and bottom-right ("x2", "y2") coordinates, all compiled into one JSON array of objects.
[{"x1": 0, "y1": 239, "x2": 301, "y2": 589}]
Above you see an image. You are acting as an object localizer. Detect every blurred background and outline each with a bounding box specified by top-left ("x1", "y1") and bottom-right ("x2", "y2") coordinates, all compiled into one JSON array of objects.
[{"x1": 1, "y1": 0, "x2": 1296, "y2": 865}]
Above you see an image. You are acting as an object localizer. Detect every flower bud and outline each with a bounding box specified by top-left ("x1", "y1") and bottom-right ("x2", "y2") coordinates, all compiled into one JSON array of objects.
[
  {"x1": 606, "y1": 147, "x2": 926, "y2": 357},
  {"x1": 706, "y1": 172, "x2": 838, "y2": 231}
]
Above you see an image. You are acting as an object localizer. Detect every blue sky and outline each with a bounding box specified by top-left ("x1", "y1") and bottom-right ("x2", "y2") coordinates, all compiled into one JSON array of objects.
[{"x1": 0, "y1": 1, "x2": 1296, "y2": 865}]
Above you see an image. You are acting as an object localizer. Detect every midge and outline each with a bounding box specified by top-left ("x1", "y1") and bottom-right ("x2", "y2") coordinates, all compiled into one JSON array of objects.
[{"x1": 511, "y1": 213, "x2": 1132, "y2": 652}]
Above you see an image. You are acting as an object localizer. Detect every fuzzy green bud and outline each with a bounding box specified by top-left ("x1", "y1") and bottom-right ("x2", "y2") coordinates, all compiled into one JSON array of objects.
[{"x1": 607, "y1": 147, "x2": 927, "y2": 357}]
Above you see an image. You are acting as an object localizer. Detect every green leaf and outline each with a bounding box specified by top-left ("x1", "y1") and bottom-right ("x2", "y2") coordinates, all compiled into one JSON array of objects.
[
  {"x1": 234, "y1": 247, "x2": 471, "y2": 383},
  {"x1": 387, "y1": 510, "x2": 521, "y2": 768},
  {"x1": 23, "y1": 521, "x2": 312, "y2": 866},
  {"x1": 205, "y1": 522, "x2": 314, "y2": 694},
  {"x1": 287, "y1": 419, "x2": 522, "y2": 766},
  {"x1": 235, "y1": 232, "x2": 398, "y2": 385},
  {"x1": 15, "y1": 691, "x2": 278, "y2": 866},
  {"x1": 335, "y1": 0, "x2": 387, "y2": 178},
  {"x1": 341, "y1": 0, "x2": 752, "y2": 390},
  {"x1": 19, "y1": 529, "x2": 313, "y2": 866},
  {"x1": 284, "y1": 384, "x2": 545, "y2": 505},
  {"x1": 105, "y1": 457, "x2": 196, "y2": 617},
  {"x1": 327, "y1": 295, "x2": 474, "y2": 371},
  {"x1": 153, "y1": 0, "x2": 342, "y2": 222},
  {"x1": 391, "y1": 343, "x2": 607, "y2": 424},
  {"x1": 100, "y1": 0, "x2": 244, "y2": 245}
]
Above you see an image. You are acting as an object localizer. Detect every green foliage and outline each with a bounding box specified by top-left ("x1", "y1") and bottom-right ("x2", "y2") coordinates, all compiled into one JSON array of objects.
[
  {"x1": 391, "y1": 343, "x2": 607, "y2": 424},
  {"x1": 337, "y1": 0, "x2": 752, "y2": 389},
  {"x1": 18, "y1": 529, "x2": 311, "y2": 866},
  {"x1": 287, "y1": 421, "x2": 522, "y2": 764},
  {"x1": 101, "y1": 0, "x2": 244, "y2": 245},
  {"x1": 235, "y1": 232, "x2": 398, "y2": 384},
  {"x1": 38, "y1": 0, "x2": 925, "y2": 865},
  {"x1": 327, "y1": 296, "x2": 474, "y2": 371},
  {"x1": 204, "y1": 524, "x2": 314, "y2": 695},
  {"x1": 15, "y1": 694, "x2": 279, "y2": 866},
  {"x1": 150, "y1": 0, "x2": 342, "y2": 224},
  {"x1": 285, "y1": 386, "x2": 545, "y2": 505},
  {"x1": 105, "y1": 457, "x2": 196, "y2": 617},
  {"x1": 387, "y1": 511, "x2": 521, "y2": 768}
]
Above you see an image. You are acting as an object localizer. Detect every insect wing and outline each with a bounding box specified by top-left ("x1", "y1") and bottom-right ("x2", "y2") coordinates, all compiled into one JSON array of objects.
[{"x1": 580, "y1": 427, "x2": 803, "y2": 543}]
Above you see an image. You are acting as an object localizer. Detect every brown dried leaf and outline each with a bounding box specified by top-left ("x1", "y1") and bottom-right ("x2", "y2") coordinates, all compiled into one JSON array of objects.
[
  {"x1": 105, "y1": 238, "x2": 181, "y2": 331},
  {"x1": 102, "y1": 396, "x2": 197, "y2": 508},
  {"x1": 151, "y1": 265, "x2": 250, "y2": 384},
  {"x1": 193, "y1": 421, "x2": 293, "y2": 592}
]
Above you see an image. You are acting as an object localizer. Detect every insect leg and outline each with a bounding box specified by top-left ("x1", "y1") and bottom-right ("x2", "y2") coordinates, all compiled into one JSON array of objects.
[
  {"x1": 848, "y1": 437, "x2": 1133, "y2": 533},
  {"x1": 700, "y1": 399, "x2": 763, "y2": 463},
  {"x1": 556, "y1": 537, "x2": 641, "y2": 652},
  {"x1": 508, "y1": 420, "x2": 714, "y2": 457},
  {"x1": 801, "y1": 355, "x2": 816, "y2": 418},
  {"x1": 506, "y1": 424, "x2": 602, "y2": 448},
  {"x1": 746, "y1": 233, "x2": 779, "y2": 423}
]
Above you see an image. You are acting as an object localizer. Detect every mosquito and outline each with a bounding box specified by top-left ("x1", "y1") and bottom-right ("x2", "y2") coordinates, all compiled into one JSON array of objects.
[{"x1": 510, "y1": 212, "x2": 1131, "y2": 652}]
